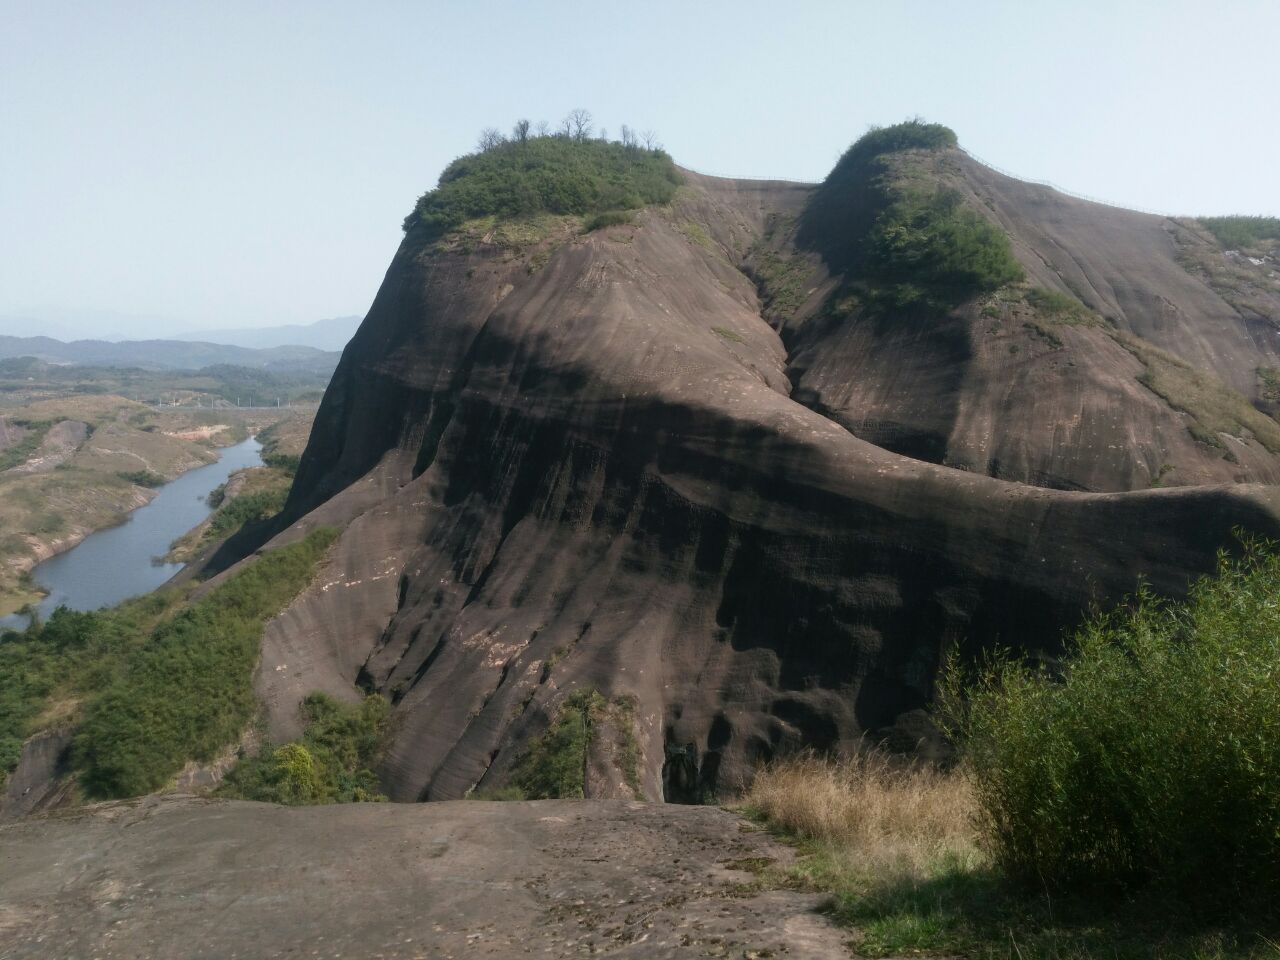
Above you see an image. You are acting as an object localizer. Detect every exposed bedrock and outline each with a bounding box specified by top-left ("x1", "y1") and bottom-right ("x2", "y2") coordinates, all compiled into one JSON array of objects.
[{"x1": 248, "y1": 165, "x2": 1280, "y2": 803}]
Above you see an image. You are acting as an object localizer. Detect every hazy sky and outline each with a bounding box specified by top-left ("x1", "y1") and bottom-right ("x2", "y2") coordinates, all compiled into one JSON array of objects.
[{"x1": 3, "y1": 0, "x2": 1278, "y2": 338}]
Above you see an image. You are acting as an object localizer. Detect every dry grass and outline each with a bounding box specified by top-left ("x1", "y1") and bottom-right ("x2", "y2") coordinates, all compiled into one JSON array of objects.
[
  {"x1": 743, "y1": 752, "x2": 1276, "y2": 958},
  {"x1": 746, "y1": 751, "x2": 978, "y2": 880}
]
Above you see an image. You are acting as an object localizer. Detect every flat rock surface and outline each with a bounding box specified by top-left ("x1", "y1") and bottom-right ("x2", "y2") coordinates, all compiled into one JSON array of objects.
[{"x1": 0, "y1": 796, "x2": 849, "y2": 959}]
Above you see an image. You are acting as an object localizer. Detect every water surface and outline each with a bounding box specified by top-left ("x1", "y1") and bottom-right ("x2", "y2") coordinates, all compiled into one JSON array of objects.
[{"x1": 2, "y1": 436, "x2": 263, "y2": 628}]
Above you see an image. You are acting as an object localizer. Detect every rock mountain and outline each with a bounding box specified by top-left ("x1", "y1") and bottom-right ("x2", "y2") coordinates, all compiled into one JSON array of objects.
[{"x1": 221, "y1": 123, "x2": 1280, "y2": 802}]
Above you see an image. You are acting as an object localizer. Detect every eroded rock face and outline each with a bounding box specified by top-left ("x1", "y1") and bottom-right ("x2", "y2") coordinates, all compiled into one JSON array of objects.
[{"x1": 247, "y1": 160, "x2": 1280, "y2": 802}]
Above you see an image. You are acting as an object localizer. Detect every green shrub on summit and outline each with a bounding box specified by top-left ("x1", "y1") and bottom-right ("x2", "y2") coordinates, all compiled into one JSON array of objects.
[
  {"x1": 800, "y1": 119, "x2": 1022, "y2": 305},
  {"x1": 826, "y1": 119, "x2": 958, "y2": 182},
  {"x1": 402, "y1": 136, "x2": 680, "y2": 238}
]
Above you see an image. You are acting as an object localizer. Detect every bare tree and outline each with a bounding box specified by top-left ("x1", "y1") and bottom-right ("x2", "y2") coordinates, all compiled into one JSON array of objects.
[
  {"x1": 641, "y1": 129, "x2": 661, "y2": 151},
  {"x1": 597, "y1": 127, "x2": 608, "y2": 142},
  {"x1": 512, "y1": 118, "x2": 531, "y2": 144},
  {"x1": 565, "y1": 108, "x2": 593, "y2": 141},
  {"x1": 620, "y1": 124, "x2": 636, "y2": 148},
  {"x1": 535, "y1": 119, "x2": 550, "y2": 137},
  {"x1": 477, "y1": 127, "x2": 504, "y2": 152},
  {"x1": 558, "y1": 116, "x2": 572, "y2": 137}
]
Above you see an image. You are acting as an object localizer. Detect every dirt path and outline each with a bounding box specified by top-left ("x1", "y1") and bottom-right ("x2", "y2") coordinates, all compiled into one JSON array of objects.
[{"x1": 0, "y1": 796, "x2": 849, "y2": 959}]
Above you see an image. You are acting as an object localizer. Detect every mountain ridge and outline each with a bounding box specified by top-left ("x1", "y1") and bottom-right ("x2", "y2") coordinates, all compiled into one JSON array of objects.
[
  {"x1": 0, "y1": 334, "x2": 339, "y2": 373},
  {"x1": 202, "y1": 125, "x2": 1280, "y2": 803},
  {"x1": 176, "y1": 315, "x2": 362, "y2": 352}
]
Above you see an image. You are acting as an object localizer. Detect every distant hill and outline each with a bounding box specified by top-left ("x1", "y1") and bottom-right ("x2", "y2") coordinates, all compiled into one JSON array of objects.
[
  {"x1": 0, "y1": 335, "x2": 339, "y2": 373},
  {"x1": 177, "y1": 315, "x2": 362, "y2": 352}
]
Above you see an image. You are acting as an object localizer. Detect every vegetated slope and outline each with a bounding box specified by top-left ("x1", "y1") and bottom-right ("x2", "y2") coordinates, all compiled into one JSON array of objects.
[
  {"x1": 227, "y1": 129, "x2": 1280, "y2": 804},
  {"x1": 775, "y1": 121, "x2": 1280, "y2": 492}
]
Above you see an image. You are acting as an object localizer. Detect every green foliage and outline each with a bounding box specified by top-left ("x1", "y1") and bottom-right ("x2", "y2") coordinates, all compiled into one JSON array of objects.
[
  {"x1": 749, "y1": 246, "x2": 811, "y2": 323},
  {"x1": 790, "y1": 846, "x2": 1274, "y2": 960},
  {"x1": 1199, "y1": 216, "x2": 1280, "y2": 250},
  {"x1": 582, "y1": 209, "x2": 634, "y2": 232},
  {"x1": 205, "y1": 488, "x2": 287, "y2": 541},
  {"x1": 799, "y1": 119, "x2": 1021, "y2": 309},
  {"x1": 260, "y1": 451, "x2": 301, "y2": 475},
  {"x1": 1257, "y1": 366, "x2": 1280, "y2": 403},
  {"x1": 0, "y1": 591, "x2": 185, "y2": 781},
  {"x1": 867, "y1": 187, "x2": 1023, "y2": 306},
  {"x1": 513, "y1": 689, "x2": 601, "y2": 799},
  {"x1": 469, "y1": 785, "x2": 528, "y2": 801},
  {"x1": 943, "y1": 542, "x2": 1280, "y2": 918},
  {"x1": 506, "y1": 688, "x2": 642, "y2": 800},
  {"x1": 1025, "y1": 287, "x2": 1096, "y2": 324},
  {"x1": 206, "y1": 482, "x2": 227, "y2": 508},
  {"x1": 830, "y1": 120, "x2": 958, "y2": 176},
  {"x1": 402, "y1": 136, "x2": 680, "y2": 238},
  {"x1": 117, "y1": 469, "x2": 166, "y2": 488},
  {"x1": 220, "y1": 693, "x2": 389, "y2": 804},
  {"x1": 271, "y1": 743, "x2": 320, "y2": 803},
  {"x1": 73, "y1": 528, "x2": 338, "y2": 798},
  {"x1": 0, "y1": 629, "x2": 58, "y2": 772}
]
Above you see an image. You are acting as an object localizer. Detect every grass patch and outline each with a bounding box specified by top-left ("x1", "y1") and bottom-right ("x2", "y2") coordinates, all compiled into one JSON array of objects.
[
  {"x1": 749, "y1": 246, "x2": 811, "y2": 324},
  {"x1": 204, "y1": 487, "x2": 287, "y2": 541},
  {"x1": 72, "y1": 528, "x2": 338, "y2": 798},
  {"x1": 403, "y1": 135, "x2": 680, "y2": 239},
  {"x1": 583, "y1": 209, "x2": 635, "y2": 232},
  {"x1": 1199, "y1": 216, "x2": 1280, "y2": 251},
  {"x1": 747, "y1": 753, "x2": 1278, "y2": 958},
  {"x1": 712, "y1": 326, "x2": 746, "y2": 344},
  {"x1": 218, "y1": 693, "x2": 389, "y2": 804},
  {"x1": 1025, "y1": 287, "x2": 1098, "y2": 325},
  {"x1": 679, "y1": 220, "x2": 714, "y2": 249},
  {"x1": 1257, "y1": 366, "x2": 1280, "y2": 403},
  {"x1": 117, "y1": 469, "x2": 166, "y2": 488},
  {"x1": 1120, "y1": 333, "x2": 1280, "y2": 453},
  {"x1": 261, "y1": 451, "x2": 301, "y2": 475}
]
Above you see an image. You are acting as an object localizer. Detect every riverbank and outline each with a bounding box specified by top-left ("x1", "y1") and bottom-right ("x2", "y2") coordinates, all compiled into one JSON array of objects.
[{"x1": 0, "y1": 394, "x2": 311, "y2": 617}]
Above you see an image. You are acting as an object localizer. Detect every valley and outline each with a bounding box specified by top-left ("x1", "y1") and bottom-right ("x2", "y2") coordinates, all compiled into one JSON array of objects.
[
  {"x1": 0, "y1": 361, "x2": 318, "y2": 616},
  {"x1": 2, "y1": 120, "x2": 1278, "y2": 957}
]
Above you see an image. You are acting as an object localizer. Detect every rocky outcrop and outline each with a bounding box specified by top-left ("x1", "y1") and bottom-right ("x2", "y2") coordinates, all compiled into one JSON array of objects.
[
  {"x1": 240, "y1": 146, "x2": 1280, "y2": 803},
  {"x1": 0, "y1": 727, "x2": 74, "y2": 820},
  {"x1": 0, "y1": 796, "x2": 847, "y2": 958},
  {"x1": 5, "y1": 420, "x2": 88, "y2": 474}
]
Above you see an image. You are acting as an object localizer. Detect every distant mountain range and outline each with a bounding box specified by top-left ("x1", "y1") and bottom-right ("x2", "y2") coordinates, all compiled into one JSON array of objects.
[
  {"x1": 177, "y1": 315, "x2": 362, "y2": 352},
  {"x1": 0, "y1": 335, "x2": 340, "y2": 373}
]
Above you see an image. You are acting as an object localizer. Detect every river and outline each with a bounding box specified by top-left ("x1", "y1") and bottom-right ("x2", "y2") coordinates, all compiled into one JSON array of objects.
[{"x1": 1, "y1": 435, "x2": 264, "y2": 629}]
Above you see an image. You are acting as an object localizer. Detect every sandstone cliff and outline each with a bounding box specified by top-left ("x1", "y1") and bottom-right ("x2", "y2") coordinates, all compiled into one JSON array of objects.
[{"x1": 232, "y1": 129, "x2": 1280, "y2": 801}]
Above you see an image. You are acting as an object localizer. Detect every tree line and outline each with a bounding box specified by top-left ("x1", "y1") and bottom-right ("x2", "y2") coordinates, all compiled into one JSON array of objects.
[{"x1": 476, "y1": 109, "x2": 662, "y2": 154}]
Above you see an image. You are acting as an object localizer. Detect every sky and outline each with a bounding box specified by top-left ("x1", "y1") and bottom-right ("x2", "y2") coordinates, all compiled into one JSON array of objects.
[{"x1": 3, "y1": 0, "x2": 1279, "y2": 339}]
